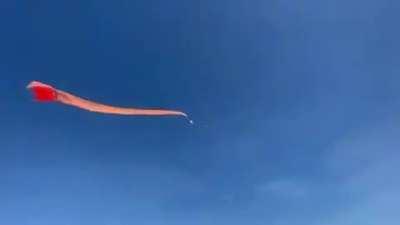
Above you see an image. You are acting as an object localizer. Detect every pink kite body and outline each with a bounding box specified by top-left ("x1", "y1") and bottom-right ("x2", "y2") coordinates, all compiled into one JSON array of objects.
[{"x1": 27, "y1": 81, "x2": 192, "y2": 123}]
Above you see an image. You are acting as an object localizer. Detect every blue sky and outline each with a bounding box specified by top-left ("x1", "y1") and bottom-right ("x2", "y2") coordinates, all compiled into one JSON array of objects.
[{"x1": 1, "y1": 0, "x2": 400, "y2": 224}]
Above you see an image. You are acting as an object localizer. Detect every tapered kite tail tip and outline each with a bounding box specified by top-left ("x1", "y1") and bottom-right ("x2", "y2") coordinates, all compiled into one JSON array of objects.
[
  {"x1": 179, "y1": 112, "x2": 194, "y2": 125},
  {"x1": 184, "y1": 116, "x2": 194, "y2": 125}
]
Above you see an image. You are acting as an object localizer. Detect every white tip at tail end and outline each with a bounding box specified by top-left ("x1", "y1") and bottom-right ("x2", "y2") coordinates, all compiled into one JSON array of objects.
[{"x1": 180, "y1": 112, "x2": 194, "y2": 125}]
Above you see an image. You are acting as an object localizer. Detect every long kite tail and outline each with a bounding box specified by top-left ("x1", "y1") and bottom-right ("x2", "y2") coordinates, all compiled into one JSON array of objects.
[{"x1": 27, "y1": 81, "x2": 192, "y2": 123}]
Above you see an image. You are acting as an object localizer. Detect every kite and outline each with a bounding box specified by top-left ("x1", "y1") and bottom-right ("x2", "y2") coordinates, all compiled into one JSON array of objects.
[{"x1": 27, "y1": 81, "x2": 193, "y2": 124}]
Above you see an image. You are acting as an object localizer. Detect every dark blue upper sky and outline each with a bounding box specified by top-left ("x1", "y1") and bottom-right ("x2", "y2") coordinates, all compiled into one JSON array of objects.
[{"x1": 1, "y1": 0, "x2": 400, "y2": 224}]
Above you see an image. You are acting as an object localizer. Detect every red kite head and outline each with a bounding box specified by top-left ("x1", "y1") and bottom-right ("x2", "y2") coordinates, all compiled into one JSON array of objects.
[{"x1": 27, "y1": 81, "x2": 57, "y2": 102}]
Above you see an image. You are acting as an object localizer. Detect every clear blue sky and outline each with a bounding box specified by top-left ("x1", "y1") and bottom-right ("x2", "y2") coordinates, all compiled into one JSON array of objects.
[{"x1": 1, "y1": 0, "x2": 400, "y2": 224}]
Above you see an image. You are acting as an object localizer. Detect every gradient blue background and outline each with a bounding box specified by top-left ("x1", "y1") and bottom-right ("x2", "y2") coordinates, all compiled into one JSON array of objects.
[{"x1": 1, "y1": 0, "x2": 400, "y2": 224}]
